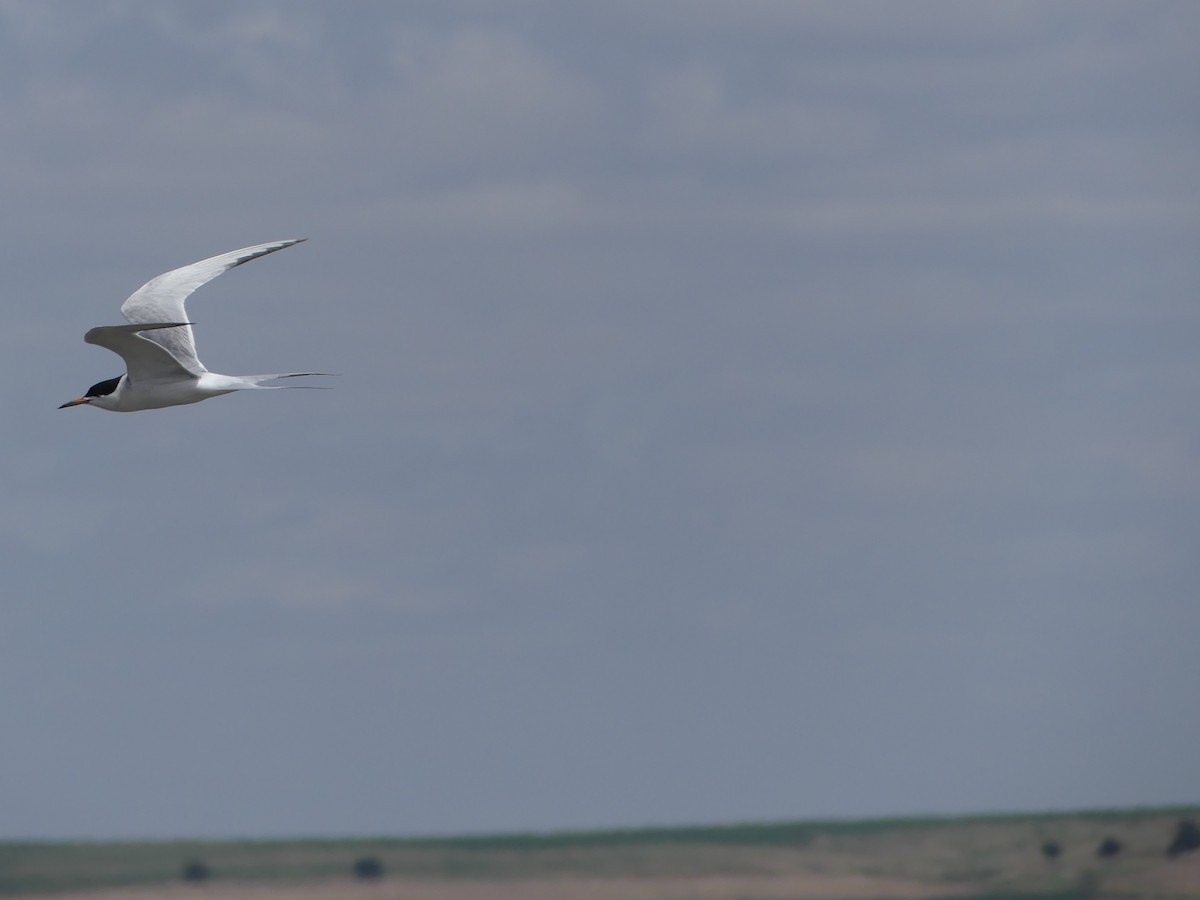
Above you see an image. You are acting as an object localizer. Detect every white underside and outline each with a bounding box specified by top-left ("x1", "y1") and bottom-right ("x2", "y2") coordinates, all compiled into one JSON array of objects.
[{"x1": 93, "y1": 372, "x2": 267, "y2": 411}]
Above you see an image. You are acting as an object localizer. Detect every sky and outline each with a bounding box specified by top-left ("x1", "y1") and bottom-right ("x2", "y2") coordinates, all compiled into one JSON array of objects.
[{"x1": 0, "y1": 1, "x2": 1196, "y2": 841}]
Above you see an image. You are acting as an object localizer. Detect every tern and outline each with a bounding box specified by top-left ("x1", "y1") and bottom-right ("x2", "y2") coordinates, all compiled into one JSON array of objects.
[{"x1": 59, "y1": 239, "x2": 329, "y2": 412}]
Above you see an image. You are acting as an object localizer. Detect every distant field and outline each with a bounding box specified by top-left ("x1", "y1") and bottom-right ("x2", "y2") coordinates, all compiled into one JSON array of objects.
[{"x1": 2, "y1": 806, "x2": 1198, "y2": 899}]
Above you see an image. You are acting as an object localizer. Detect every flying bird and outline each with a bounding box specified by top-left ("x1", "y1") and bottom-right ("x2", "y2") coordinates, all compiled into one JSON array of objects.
[{"x1": 59, "y1": 239, "x2": 329, "y2": 412}]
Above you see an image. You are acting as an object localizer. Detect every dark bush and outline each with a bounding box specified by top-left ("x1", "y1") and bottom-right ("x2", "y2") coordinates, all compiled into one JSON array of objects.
[
  {"x1": 1096, "y1": 836, "x2": 1122, "y2": 859},
  {"x1": 1167, "y1": 818, "x2": 1200, "y2": 857},
  {"x1": 180, "y1": 859, "x2": 210, "y2": 882},
  {"x1": 1041, "y1": 840, "x2": 1061, "y2": 859},
  {"x1": 353, "y1": 855, "x2": 384, "y2": 879}
]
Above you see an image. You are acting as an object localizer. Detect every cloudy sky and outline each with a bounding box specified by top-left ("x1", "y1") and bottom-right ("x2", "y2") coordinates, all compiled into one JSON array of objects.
[{"x1": 0, "y1": 1, "x2": 1196, "y2": 840}]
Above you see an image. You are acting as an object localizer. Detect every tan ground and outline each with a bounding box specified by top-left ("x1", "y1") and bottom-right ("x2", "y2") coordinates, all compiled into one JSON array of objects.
[
  {"x1": 8, "y1": 812, "x2": 1199, "y2": 899},
  {"x1": 20, "y1": 861, "x2": 1200, "y2": 899},
  {"x1": 9, "y1": 872, "x2": 977, "y2": 900},
  {"x1": 1108, "y1": 853, "x2": 1200, "y2": 896}
]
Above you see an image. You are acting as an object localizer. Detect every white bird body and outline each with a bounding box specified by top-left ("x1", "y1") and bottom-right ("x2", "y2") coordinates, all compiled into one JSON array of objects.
[
  {"x1": 61, "y1": 239, "x2": 328, "y2": 412},
  {"x1": 85, "y1": 369, "x2": 276, "y2": 412}
]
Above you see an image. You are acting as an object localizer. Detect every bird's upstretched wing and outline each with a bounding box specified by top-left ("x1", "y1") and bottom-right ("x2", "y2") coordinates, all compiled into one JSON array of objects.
[
  {"x1": 119, "y1": 239, "x2": 305, "y2": 374},
  {"x1": 84, "y1": 323, "x2": 196, "y2": 383}
]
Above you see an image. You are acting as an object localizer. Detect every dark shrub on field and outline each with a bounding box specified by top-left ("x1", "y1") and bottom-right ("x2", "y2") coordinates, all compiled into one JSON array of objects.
[
  {"x1": 354, "y1": 855, "x2": 384, "y2": 879},
  {"x1": 1096, "y1": 837, "x2": 1122, "y2": 858},
  {"x1": 1167, "y1": 819, "x2": 1200, "y2": 857},
  {"x1": 1041, "y1": 840, "x2": 1061, "y2": 860},
  {"x1": 181, "y1": 859, "x2": 210, "y2": 881}
]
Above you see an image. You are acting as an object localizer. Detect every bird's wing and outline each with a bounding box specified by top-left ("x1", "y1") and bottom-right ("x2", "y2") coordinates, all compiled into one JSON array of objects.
[
  {"x1": 119, "y1": 239, "x2": 305, "y2": 374},
  {"x1": 85, "y1": 323, "x2": 198, "y2": 383}
]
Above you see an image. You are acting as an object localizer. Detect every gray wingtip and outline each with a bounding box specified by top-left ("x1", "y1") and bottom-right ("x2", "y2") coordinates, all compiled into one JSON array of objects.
[{"x1": 224, "y1": 240, "x2": 307, "y2": 273}]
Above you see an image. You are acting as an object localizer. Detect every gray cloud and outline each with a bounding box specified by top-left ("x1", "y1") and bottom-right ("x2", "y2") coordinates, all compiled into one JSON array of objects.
[{"x1": 0, "y1": 0, "x2": 1196, "y2": 839}]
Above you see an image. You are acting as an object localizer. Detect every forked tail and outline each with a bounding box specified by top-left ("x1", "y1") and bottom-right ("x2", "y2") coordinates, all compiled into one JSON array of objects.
[{"x1": 236, "y1": 372, "x2": 338, "y2": 389}]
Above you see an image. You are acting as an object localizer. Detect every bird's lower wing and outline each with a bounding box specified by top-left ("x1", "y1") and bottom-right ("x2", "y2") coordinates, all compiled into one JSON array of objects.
[
  {"x1": 119, "y1": 239, "x2": 305, "y2": 372},
  {"x1": 84, "y1": 323, "x2": 198, "y2": 382}
]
